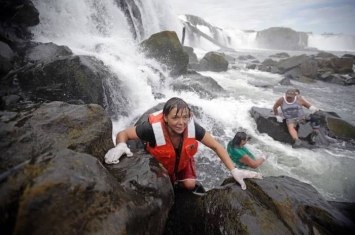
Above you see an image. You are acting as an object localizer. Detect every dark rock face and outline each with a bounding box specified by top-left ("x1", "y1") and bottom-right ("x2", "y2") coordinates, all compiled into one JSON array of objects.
[
  {"x1": 250, "y1": 106, "x2": 355, "y2": 148},
  {"x1": 190, "y1": 51, "x2": 229, "y2": 72},
  {"x1": 164, "y1": 176, "x2": 355, "y2": 235},
  {"x1": 249, "y1": 52, "x2": 355, "y2": 86},
  {"x1": 0, "y1": 0, "x2": 39, "y2": 48},
  {"x1": 0, "y1": 102, "x2": 174, "y2": 235},
  {"x1": 171, "y1": 71, "x2": 226, "y2": 99},
  {"x1": 16, "y1": 56, "x2": 106, "y2": 104},
  {"x1": 0, "y1": 101, "x2": 113, "y2": 174},
  {"x1": 318, "y1": 57, "x2": 354, "y2": 74},
  {"x1": 1, "y1": 3, "x2": 354, "y2": 235},
  {"x1": 0, "y1": 41, "x2": 14, "y2": 77},
  {"x1": 1, "y1": 51, "x2": 130, "y2": 119}
]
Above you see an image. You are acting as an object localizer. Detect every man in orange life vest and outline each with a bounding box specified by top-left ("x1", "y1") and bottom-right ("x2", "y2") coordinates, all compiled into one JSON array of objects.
[{"x1": 105, "y1": 97, "x2": 262, "y2": 190}]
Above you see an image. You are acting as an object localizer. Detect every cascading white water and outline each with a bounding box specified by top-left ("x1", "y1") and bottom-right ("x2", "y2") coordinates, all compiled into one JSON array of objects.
[
  {"x1": 180, "y1": 14, "x2": 355, "y2": 52},
  {"x1": 31, "y1": 0, "x2": 182, "y2": 133},
  {"x1": 308, "y1": 34, "x2": 355, "y2": 52},
  {"x1": 30, "y1": 0, "x2": 355, "y2": 202}
]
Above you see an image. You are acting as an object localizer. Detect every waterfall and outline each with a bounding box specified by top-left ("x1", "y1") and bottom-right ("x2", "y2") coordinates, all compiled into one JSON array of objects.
[
  {"x1": 308, "y1": 34, "x2": 355, "y2": 52},
  {"x1": 30, "y1": 0, "x2": 355, "y2": 202},
  {"x1": 31, "y1": 0, "x2": 182, "y2": 131},
  {"x1": 179, "y1": 13, "x2": 355, "y2": 52}
]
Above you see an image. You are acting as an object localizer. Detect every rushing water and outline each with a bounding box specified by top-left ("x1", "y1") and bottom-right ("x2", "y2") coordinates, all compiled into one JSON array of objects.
[{"x1": 31, "y1": 0, "x2": 355, "y2": 203}]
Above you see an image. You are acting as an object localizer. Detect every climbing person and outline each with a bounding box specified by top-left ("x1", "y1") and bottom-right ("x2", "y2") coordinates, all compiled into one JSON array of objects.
[
  {"x1": 295, "y1": 89, "x2": 312, "y2": 105},
  {"x1": 227, "y1": 131, "x2": 268, "y2": 169},
  {"x1": 105, "y1": 97, "x2": 262, "y2": 190},
  {"x1": 273, "y1": 89, "x2": 321, "y2": 147}
]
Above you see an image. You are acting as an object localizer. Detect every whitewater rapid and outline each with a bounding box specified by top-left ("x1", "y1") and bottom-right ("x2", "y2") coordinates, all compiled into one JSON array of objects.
[{"x1": 30, "y1": 0, "x2": 355, "y2": 202}]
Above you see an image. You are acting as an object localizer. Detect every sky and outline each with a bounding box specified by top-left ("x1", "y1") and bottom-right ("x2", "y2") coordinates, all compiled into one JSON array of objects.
[{"x1": 169, "y1": 0, "x2": 355, "y2": 35}]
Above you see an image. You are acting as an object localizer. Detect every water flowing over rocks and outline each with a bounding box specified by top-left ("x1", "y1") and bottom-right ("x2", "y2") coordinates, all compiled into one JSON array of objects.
[
  {"x1": 250, "y1": 107, "x2": 355, "y2": 149},
  {"x1": 1, "y1": 1, "x2": 355, "y2": 234},
  {"x1": 115, "y1": 0, "x2": 143, "y2": 41}
]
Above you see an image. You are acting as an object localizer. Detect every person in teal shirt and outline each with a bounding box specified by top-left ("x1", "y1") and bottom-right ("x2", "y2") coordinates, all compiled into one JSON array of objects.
[{"x1": 227, "y1": 131, "x2": 268, "y2": 169}]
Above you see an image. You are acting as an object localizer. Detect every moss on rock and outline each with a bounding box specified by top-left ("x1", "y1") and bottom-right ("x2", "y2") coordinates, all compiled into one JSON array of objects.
[
  {"x1": 327, "y1": 117, "x2": 355, "y2": 138},
  {"x1": 140, "y1": 31, "x2": 189, "y2": 77}
]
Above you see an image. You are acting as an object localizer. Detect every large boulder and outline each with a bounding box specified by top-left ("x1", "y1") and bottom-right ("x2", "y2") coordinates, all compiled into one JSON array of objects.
[
  {"x1": 170, "y1": 70, "x2": 226, "y2": 99},
  {"x1": 1, "y1": 148, "x2": 174, "y2": 235},
  {"x1": 0, "y1": 52, "x2": 131, "y2": 119},
  {"x1": 0, "y1": 101, "x2": 113, "y2": 174},
  {"x1": 164, "y1": 176, "x2": 354, "y2": 235},
  {"x1": 0, "y1": 101, "x2": 174, "y2": 235},
  {"x1": 139, "y1": 31, "x2": 189, "y2": 77},
  {"x1": 318, "y1": 57, "x2": 354, "y2": 74},
  {"x1": 191, "y1": 52, "x2": 229, "y2": 72},
  {"x1": 250, "y1": 106, "x2": 355, "y2": 148},
  {"x1": 22, "y1": 42, "x2": 73, "y2": 63},
  {"x1": 276, "y1": 54, "x2": 318, "y2": 80},
  {"x1": 6, "y1": 0, "x2": 39, "y2": 27},
  {"x1": 0, "y1": 0, "x2": 39, "y2": 49}
]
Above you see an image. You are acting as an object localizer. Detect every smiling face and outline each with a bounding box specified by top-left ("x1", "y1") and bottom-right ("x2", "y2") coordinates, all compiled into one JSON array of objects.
[{"x1": 164, "y1": 107, "x2": 190, "y2": 136}]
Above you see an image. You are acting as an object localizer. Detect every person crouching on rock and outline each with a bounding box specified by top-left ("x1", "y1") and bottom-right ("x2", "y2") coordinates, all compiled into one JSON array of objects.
[
  {"x1": 273, "y1": 89, "x2": 321, "y2": 148},
  {"x1": 105, "y1": 97, "x2": 262, "y2": 190},
  {"x1": 227, "y1": 131, "x2": 268, "y2": 169}
]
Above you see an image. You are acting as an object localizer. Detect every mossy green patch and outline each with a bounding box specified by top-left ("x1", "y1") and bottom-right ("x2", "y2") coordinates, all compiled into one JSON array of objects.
[{"x1": 327, "y1": 117, "x2": 355, "y2": 137}]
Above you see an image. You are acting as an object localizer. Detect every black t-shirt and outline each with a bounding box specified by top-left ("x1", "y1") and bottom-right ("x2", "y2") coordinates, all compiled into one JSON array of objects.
[{"x1": 135, "y1": 120, "x2": 206, "y2": 147}]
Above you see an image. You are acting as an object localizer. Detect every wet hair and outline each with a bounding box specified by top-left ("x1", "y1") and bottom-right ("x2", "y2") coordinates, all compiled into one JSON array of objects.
[
  {"x1": 163, "y1": 97, "x2": 191, "y2": 117},
  {"x1": 232, "y1": 131, "x2": 251, "y2": 148}
]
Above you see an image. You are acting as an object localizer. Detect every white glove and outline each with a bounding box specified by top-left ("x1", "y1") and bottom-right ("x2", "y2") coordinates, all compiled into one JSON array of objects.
[
  {"x1": 260, "y1": 153, "x2": 268, "y2": 161},
  {"x1": 309, "y1": 105, "x2": 319, "y2": 114},
  {"x1": 276, "y1": 115, "x2": 283, "y2": 123},
  {"x1": 231, "y1": 168, "x2": 263, "y2": 190},
  {"x1": 104, "y1": 143, "x2": 133, "y2": 164}
]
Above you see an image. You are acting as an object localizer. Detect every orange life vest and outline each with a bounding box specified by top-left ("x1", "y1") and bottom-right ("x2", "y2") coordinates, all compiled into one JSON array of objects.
[{"x1": 146, "y1": 110, "x2": 198, "y2": 176}]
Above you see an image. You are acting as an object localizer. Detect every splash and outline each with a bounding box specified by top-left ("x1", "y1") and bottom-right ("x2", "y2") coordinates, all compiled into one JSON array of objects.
[{"x1": 30, "y1": 0, "x2": 355, "y2": 202}]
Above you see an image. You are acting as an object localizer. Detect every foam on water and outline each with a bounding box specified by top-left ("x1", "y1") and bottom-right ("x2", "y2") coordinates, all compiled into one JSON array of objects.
[{"x1": 30, "y1": 0, "x2": 355, "y2": 202}]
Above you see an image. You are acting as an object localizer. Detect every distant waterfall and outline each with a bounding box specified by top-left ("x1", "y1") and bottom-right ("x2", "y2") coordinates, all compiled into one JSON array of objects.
[
  {"x1": 223, "y1": 28, "x2": 257, "y2": 49},
  {"x1": 308, "y1": 34, "x2": 355, "y2": 52},
  {"x1": 29, "y1": 0, "x2": 355, "y2": 202}
]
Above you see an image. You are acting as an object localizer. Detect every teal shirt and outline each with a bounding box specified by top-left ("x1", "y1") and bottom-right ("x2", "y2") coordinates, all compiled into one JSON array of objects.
[{"x1": 227, "y1": 140, "x2": 256, "y2": 169}]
